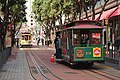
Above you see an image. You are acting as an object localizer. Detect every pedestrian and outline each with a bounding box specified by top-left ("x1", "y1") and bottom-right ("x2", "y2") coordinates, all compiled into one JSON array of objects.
[
  {"x1": 37, "y1": 37, "x2": 40, "y2": 46},
  {"x1": 41, "y1": 38, "x2": 44, "y2": 45},
  {"x1": 16, "y1": 38, "x2": 19, "y2": 48}
]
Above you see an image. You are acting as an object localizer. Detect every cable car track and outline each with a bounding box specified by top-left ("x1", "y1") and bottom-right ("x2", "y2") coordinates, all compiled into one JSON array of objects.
[
  {"x1": 25, "y1": 49, "x2": 120, "y2": 80},
  {"x1": 80, "y1": 69, "x2": 120, "y2": 80},
  {"x1": 25, "y1": 51, "x2": 38, "y2": 80},
  {"x1": 28, "y1": 51, "x2": 62, "y2": 80},
  {"x1": 89, "y1": 69, "x2": 120, "y2": 80}
]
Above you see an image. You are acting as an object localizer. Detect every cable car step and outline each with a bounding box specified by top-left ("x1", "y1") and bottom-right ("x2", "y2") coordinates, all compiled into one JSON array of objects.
[{"x1": 55, "y1": 59, "x2": 62, "y2": 62}]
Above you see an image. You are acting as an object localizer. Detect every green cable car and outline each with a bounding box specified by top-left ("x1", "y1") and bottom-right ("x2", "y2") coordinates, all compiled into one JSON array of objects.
[{"x1": 55, "y1": 20, "x2": 105, "y2": 67}]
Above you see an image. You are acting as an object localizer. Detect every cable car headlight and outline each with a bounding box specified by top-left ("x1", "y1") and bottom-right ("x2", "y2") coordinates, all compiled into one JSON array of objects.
[
  {"x1": 21, "y1": 40, "x2": 24, "y2": 44},
  {"x1": 75, "y1": 49, "x2": 84, "y2": 58}
]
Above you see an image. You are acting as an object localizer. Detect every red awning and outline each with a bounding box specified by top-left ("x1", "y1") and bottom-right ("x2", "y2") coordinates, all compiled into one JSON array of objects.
[
  {"x1": 67, "y1": 24, "x2": 103, "y2": 29},
  {"x1": 110, "y1": 7, "x2": 120, "y2": 18},
  {"x1": 96, "y1": 7, "x2": 117, "y2": 20}
]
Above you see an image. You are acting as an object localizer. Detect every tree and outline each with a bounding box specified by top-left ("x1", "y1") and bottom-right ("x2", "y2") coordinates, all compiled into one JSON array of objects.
[
  {"x1": 75, "y1": 0, "x2": 110, "y2": 20},
  {"x1": 32, "y1": 0, "x2": 113, "y2": 41},
  {"x1": 8, "y1": 0, "x2": 27, "y2": 46},
  {"x1": 97, "y1": 0, "x2": 109, "y2": 20},
  {"x1": 0, "y1": 0, "x2": 27, "y2": 51}
]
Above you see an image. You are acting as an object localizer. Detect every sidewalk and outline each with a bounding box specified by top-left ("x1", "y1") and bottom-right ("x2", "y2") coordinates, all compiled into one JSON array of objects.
[{"x1": 0, "y1": 47, "x2": 34, "y2": 80}]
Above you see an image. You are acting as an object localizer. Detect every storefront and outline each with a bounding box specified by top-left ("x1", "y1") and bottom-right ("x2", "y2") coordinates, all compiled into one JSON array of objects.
[
  {"x1": 81, "y1": 0, "x2": 120, "y2": 60},
  {"x1": 94, "y1": 6, "x2": 120, "y2": 59},
  {"x1": 108, "y1": 7, "x2": 120, "y2": 59}
]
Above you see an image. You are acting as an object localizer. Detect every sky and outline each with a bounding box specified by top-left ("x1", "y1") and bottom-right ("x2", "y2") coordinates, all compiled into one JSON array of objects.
[{"x1": 25, "y1": 0, "x2": 31, "y2": 19}]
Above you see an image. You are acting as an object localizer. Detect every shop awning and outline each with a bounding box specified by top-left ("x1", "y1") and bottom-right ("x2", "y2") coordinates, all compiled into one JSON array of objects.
[
  {"x1": 110, "y1": 7, "x2": 120, "y2": 18},
  {"x1": 96, "y1": 7, "x2": 117, "y2": 20}
]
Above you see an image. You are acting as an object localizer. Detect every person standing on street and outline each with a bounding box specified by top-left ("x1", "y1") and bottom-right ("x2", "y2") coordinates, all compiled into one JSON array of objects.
[
  {"x1": 37, "y1": 37, "x2": 40, "y2": 46},
  {"x1": 41, "y1": 38, "x2": 44, "y2": 45},
  {"x1": 16, "y1": 38, "x2": 19, "y2": 48}
]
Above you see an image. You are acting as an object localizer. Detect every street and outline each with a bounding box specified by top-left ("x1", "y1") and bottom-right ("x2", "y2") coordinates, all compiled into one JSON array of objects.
[
  {"x1": 24, "y1": 45, "x2": 120, "y2": 80},
  {"x1": 1, "y1": 1, "x2": 120, "y2": 80}
]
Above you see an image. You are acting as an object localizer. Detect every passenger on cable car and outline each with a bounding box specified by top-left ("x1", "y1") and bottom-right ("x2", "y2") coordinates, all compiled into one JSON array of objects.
[
  {"x1": 81, "y1": 34, "x2": 89, "y2": 44},
  {"x1": 54, "y1": 36, "x2": 62, "y2": 59},
  {"x1": 92, "y1": 38, "x2": 100, "y2": 44}
]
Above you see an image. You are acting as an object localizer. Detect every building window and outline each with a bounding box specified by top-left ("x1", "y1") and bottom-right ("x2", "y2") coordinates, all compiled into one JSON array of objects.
[{"x1": 31, "y1": 19, "x2": 33, "y2": 22}]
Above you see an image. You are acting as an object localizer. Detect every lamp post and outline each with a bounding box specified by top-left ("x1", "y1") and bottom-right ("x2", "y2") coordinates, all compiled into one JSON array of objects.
[{"x1": 105, "y1": 18, "x2": 109, "y2": 55}]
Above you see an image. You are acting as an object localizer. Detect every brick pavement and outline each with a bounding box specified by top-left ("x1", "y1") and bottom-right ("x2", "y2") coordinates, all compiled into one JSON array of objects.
[
  {"x1": 0, "y1": 47, "x2": 34, "y2": 80},
  {"x1": 0, "y1": 45, "x2": 119, "y2": 80}
]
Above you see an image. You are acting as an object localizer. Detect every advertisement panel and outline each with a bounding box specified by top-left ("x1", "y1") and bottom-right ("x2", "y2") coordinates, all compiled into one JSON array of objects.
[{"x1": 93, "y1": 48, "x2": 101, "y2": 57}]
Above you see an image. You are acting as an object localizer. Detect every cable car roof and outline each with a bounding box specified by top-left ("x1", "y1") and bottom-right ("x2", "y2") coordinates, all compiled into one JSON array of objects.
[{"x1": 67, "y1": 24, "x2": 103, "y2": 29}]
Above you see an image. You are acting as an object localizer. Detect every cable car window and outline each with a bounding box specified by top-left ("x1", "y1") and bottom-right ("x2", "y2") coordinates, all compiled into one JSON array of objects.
[
  {"x1": 73, "y1": 34, "x2": 79, "y2": 43},
  {"x1": 29, "y1": 36, "x2": 31, "y2": 40},
  {"x1": 92, "y1": 33, "x2": 101, "y2": 44},
  {"x1": 25, "y1": 35, "x2": 28, "y2": 40},
  {"x1": 81, "y1": 34, "x2": 89, "y2": 44},
  {"x1": 22, "y1": 36, "x2": 24, "y2": 40},
  {"x1": 73, "y1": 30, "x2": 80, "y2": 45}
]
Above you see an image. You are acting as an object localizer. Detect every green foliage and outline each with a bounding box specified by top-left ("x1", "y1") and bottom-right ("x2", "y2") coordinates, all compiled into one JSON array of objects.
[
  {"x1": 0, "y1": 0, "x2": 27, "y2": 23},
  {"x1": 63, "y1": 0, "x2": 74, "y2": 13},
  {"x1": 32, "y1": 0, "x2": 109, "y2": 26},
  {"x1": 0, "y1": 3, "x2": 2, "y2": 11},
  {"x1": 9, "y1": 0, "x2": 27, "y2": 22},
  {"x1": 32, "y1": 0, "x2": 80, "y2": 25},
  {"x1": 0, "y1": 0, "x2": 27, "y2": 50}
]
